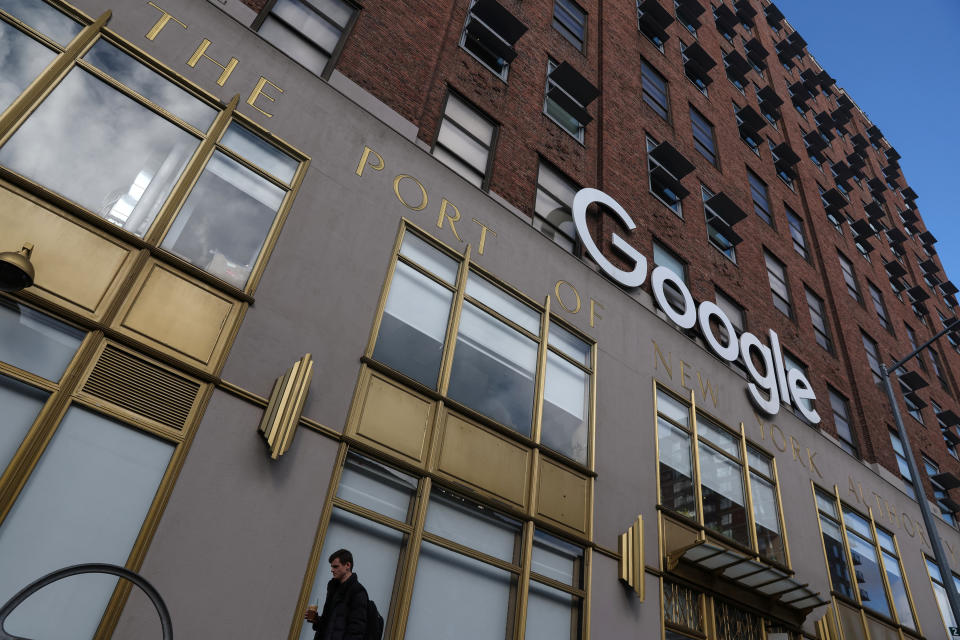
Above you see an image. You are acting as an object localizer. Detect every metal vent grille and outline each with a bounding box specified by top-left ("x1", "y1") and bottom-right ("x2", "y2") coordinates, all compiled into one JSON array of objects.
[{"x1": 83, "y1": 345, "x2": 200, "y2": 430}]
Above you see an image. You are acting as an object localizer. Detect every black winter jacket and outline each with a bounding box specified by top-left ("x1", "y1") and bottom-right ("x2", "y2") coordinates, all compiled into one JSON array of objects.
[{"x1": 312, "y1": 573, "x2": 369, "y2": 640}]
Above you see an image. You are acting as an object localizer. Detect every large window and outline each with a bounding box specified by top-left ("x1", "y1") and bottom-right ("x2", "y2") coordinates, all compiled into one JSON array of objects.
[
  {"x1": 747, "y1": 169, "x2": 772, "y2": 225},
  {"x1": 371, "y1": 226, "x2": 595, "y2": 466},
  {"x1": 785, "y1": 206, "x2": 808, "y2": 259},
  {"x1": 926, "y1": 557, "x2": 960, "y2": 635},
  {"x1": 924, "y1": 457, "x2": 956, "y2": 526},
  {"x1": 544, "y1": 60, "x2": 599, "y2": 142},
  {"x1": 838, "y1": 252, "x2": 862, "y2": 303},
  {"x1": 0, "y1": 17, "x2": 304, "y2": 291},
  {"x1": 889, "y1": 430, "x2": 916, "y2": 495},
  {"x1": 868, "y1": 282, "x2": 891, "y2": 332},
  {"x1": 641, "y1": 60, "x2": 670, "y2": 120},
  {"x1": 815, "y1": 488, "x2": 917, "y2": 631},
  {"x1": 297, "y1": 452, "x2": 587, "y2": 640},
  {"x1": 828, "y1": 388, "x2": 858, "y2": 456},
  {"x1": 433, "y1": 92, "x2": 497, "y2": 189},
  {"x1": 764, "y1": 251, "x2": 791, "y2": 317},
  {"x1": 656, "y1": 388, "x2": 787, "y2": 565},
  {"x1": 256, "y1": 0, "x2": 357, "y2": 77},
  {"x1": 533, "y1": 160, "x2": 579, "y2": 253},
  {"x1": 553, "y1": 0, "x2": 586, "y2": 50},
  {"x1": 690, "y1": 106, "x2": 717, "y2": 166},
  {"x1": 460, "y1": 0, "x2": 527, "y2": 80},
  {"x1": 861, "y1": 332, "x2": 882, "y2": 384},
  {"x1": 805, "y1": 288, "x2": 832, "y2": 352},
  {"x1": 702, "y1": 186, "x2": 735, "y2": 261}
]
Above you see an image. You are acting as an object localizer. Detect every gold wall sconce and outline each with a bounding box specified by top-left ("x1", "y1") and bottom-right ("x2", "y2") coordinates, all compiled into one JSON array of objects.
[
  {"x1": 0, "y1": 242, "x2": 35, "y2": 292},
  {"x1": 257, "y1": 353, "x2": 314, "y2": 459},
  {"x1": 618, "y1": 514, "x2": 644, "y2": 600}
]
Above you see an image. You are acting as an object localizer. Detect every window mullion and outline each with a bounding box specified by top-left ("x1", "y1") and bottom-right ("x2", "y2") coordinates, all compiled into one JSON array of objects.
[
  {"x1": 739, "y1": 423, "x2": 760, "y2": 555},
  {"x1": 392, "y1": 475, "x2": 433, "y2": 640},
  {"x1": 770, "y1": 457, "x2": 792, "y2": 569},
  {"x1": 513, "y1": 521, "x2": 535, "y2": 640},
  {"x1": 531, "y1": 296, "x2": 550, "y2": 446},
  {"x1": 689, "y1": 389, "x2": 704, "y2": 526},
  {"x1": 437, "y1": 245, "x2": 471, "y2": 396},
  {"x1": 833, "y1": 489, "x2": 863, "y2": 607},
  {"x1": 142, "y1": 94, "x2": 239, "y2": 245},
  {"x1": 0, "y1": 11, "x2": 108, "y2": 144}
]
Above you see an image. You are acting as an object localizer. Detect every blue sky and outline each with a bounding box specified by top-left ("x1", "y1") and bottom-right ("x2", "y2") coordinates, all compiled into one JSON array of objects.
[{"x1": 775, "y1": 0, "x2": 960, "y2": 294}]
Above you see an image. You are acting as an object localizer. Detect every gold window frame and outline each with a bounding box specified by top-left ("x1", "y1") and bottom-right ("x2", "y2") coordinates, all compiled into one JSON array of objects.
[
  {"x1": 360, "y1": 218, "x2": 598, "y2": 475},
  {"x1": 653, "y1": 381, "x2": 792, "y2": 573},
  {"x1": 810, "y1": 482, "x2": 922, "y2": 638},
  {"x1": 290, "y1": 443, "x2": 591, "y2": 640},
  {"x1": 0, "y1": 0, "x2": 311, "y2": 300}
]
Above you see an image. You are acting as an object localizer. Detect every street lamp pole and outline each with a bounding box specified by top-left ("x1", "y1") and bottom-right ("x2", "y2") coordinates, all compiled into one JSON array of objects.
[{"x1": 879, "y1": 317, "x2": 960, "y2": 628}]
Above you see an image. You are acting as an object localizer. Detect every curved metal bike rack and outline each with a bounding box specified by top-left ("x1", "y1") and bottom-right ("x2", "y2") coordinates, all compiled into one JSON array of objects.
[{"x1": 0, "y1": 563, "x2": 172, "y2": 640}]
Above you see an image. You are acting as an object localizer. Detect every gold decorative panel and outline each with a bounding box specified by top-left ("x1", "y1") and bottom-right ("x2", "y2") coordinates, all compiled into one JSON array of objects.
[
  {"x1": 536, "y1": 457, "x2": 589, "y2": 534},
  {"x1": 864, "y1": 617, "x2": 898, "y2": 640},
  {"x1": 115, "y1": 260, "x2": 240, "y2": 371},
  {"x1": 436, "y1": 412, "x2": 531, "y2": 508},
  {"x1": 663, "y1": 581, "x2": 702, "y2": 631},
  {"x1": 836, "y1": 602, "x2": 864, "y2": 640},
  {"x1": 258, "y1": 354, "x2": 314, "y2": 460},
  {"x1": 80, "y1": 342, "x2": 202, "y2": 431},
  {"x1": 352, "y1": 371, "x2": 433, "y2": 463},
  {"x1": 0, "y1": 185, "x2": 133, "y2": 318},
  {"x1": 662, "y1": 517, "x2": 700, "y2": 561}
]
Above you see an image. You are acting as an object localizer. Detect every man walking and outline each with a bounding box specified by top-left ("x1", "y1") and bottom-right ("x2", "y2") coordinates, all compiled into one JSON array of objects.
[{"x1": 304, "y1": 549, "x2": 369, "y2": 640}]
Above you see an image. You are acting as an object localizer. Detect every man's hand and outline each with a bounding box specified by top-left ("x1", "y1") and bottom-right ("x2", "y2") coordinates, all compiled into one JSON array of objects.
[{"x1": 304, "y1": 608, "x2": 319, "y2": 623}]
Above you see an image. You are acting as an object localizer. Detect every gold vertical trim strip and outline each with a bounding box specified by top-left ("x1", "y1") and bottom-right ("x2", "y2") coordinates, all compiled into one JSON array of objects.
[
  {"x1": 286, "y1": 443, "x2": 350, "y2": 640},
  {"x1": 583, "y1": 545, "x2": 592, "y2": 640},
  {"x1": 588, "y1": 337, "x2": 597, "y2": 472},
  {"x1": 771, "y1": 454, "x2": 792, "y2": 570},
  {"x1": 740, "y1": 422, "x2": 759, "y2": 554},
  {"x1": 0, "y1": 11, "x2": 110, "y2": 141},
  {"x1": 616, "y1": 515, "x2": 643, "y2": 599},
  {"x1": 531, "y1": 296, "x2": 550, "y2": 446},
  {"x1": 833, "y1": 485, "x2": 863, "y2": 610},
  {"x1": 392, "y1": 475, "x2": 432, "y2": 639},
  {"x1": 513, "y1": 521, "x2": 534, "y2": 640},
  {"x1": 867, "y1": 507, "x2": 900, "y2": 627},
  {"x1": 437, "y1": 244, "x2": 470, "y2": 395},
  {"x1": 143, "y1": 94, "x2": 240, "y2": 245},
  {"x1": 689, "y1": 389, "x2": 703, "y2": 526},
  {"x1": 893, "y1": 538, "x2": 922, "y2": 637},
  {"x1": 257, "y1": 354, "x2": 314, "y2": 459},
  {"x1": 653, "y1": 381, "x2": 664, "y2": 571},
  {"x1": 363, "y1": 220, "x2": 407, "y2": 358}
]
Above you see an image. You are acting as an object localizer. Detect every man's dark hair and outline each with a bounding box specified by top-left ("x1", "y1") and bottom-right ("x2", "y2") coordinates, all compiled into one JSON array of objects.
[{"x1": 328, "y1": 548, "x2": 354, "y2": 568}]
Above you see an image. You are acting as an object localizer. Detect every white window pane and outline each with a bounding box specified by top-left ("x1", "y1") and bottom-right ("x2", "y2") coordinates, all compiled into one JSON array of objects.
[
  {"x1": 259, "y1": 17, "x2": 330, "y2": 75},
  {"x1": 751, "y1": 475, "x2": 780, "y2": 532},
  {"x1": 0, "y1": 0, "x2": 82, "y2": 45},
  {"x1": 424, "y1": 489, "x2": 521, "y2": 562},
  {"x1": 298, "y1": 508, "x2": 404, "y2": 640},
  {"x1": 272, "y1": 0, "x2": 341, "y2": 53},
  {"x1": 0, "y1": 301, "x2": 84, "y2": 381},
  {"x1": 0, "y1": 21, "x2": 57, "y2": 114},
  {"x1": 746, "y1": 446, "x2": 771, "y2": 476},
  {"x1": 542, "y1": 351, "x2": 588, "y2": 464},
  {"x1": 525, "y1": 580, "x2": 580, "y2": 640},
  {"x1": 653, "y1": 244, "x2": 685, "y2": 282},
  {"x1": 537, "y1": 163, "x2": 577, "y2": 205},
  {"x1": 405, "y1": 542, "x2": 513, "y2": 640},
  {"x1": 308, "y1": 0, "x2": 354, "y2": 27},
  {"x1": 548, "y1": 324, "x2": 590, "y2": 366},
  {"x1": 0, "y1": 69, "x2": 199, "y2": 237},
  {"x1": 444, "y1": 95, "x2": 493, "y2": 144},
  {"x1": 656, "y1": 390, "x2": 688, "y2": 426},
  {"x1": 0, "y1": 374, "x2": 48, "y2": 473},
  {"x1": 447, "y1": 302, "x2": 538, "y2": 435},
  {"x1": 697, "y1": 415, "x2": 739, "y2": 456},
  {"x1": 0, "y1": 407, "x2": 173, "y2": 640},
  {"x1": 336, "y1": 453, "x2": 417, "y2": 522},
  {"x1": 432, "y1": 145, "x2": 484, "y2": 187},
  {"x1": 531, "y1": 531, "x2": 582, "y2": 586},
  {"x1": 372, "y1": 261, "x2": 453, "y2": 389},
  {"x1": 161, "y1": 151, "x2": 285, "y2": 288},
  {"x1": 83, "y1": 40, "x2": 216, "y2": 132},
  {"x1": 399, "y1": 233, "x2": 459, "y2": 284},
  {"x1": 220, "y1": 122, "x2": 298, "y2": 184},
  {"x1": 700, "y1": 447, "x2": 744, "y2": 505},
  {"x1": 466, "y1": 273, "x2": 540, "y2": 334},
  {"x1": 437, "y1": 119, "x2": 489, "y2": 174}
]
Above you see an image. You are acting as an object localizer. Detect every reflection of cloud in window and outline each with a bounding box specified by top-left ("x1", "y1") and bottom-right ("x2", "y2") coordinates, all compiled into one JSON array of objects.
[
  {"x1": 0, "y1": 68, "x2": 198, "y2": 237},
  {"x1": 0, "y1": 23, "x2": 56, "y2": 113},
  {"x1": 1, "y1": 0, "x2": 82, "y2": 45}
]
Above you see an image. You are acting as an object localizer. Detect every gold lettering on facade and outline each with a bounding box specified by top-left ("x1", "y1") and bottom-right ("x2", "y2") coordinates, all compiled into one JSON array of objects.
[
  {"x1": 652, "y1": 341, "x2": 673, "y2": 379},
  {"x1": 679, "y1": 360, "x2": 693, "y2": 391},
  {"x1": 392, "y1": 175, "x2": 428, "y2": 211},
  {"x1": 901, "y1": 511, "x2": 917, "y2": 537},
  {"x1": 885, "y1": 500, "x2": 898, "y2": 528},
  {"x1": 554, "y1": 280, "x2": 582, "y2": 314},
  {"x1": 246, "y1": 76, "x2": 282, "y2": 117},
  {"x1": 807, "y1": 448, "x2": 823, "y2": 479},
  {"x1": 437, "y1": 199, "x2": 463, "y2": 242},
  {"x1": 356, "y1": 146, "x2": 385, "y2": 176},
  {"x1": 145, "y1": 2, "x2": 186, "y2": 41},
  {"x1": 769, "y1": 424, "x2": 787, "y2": 452},
  {"x1": 789, "y1": 436, "x2": 806, "y2": 468},
  {"x1": 471, "y1": 218, "x2": 496, "y2": 255},
  {"x1": 590, "y1": 299, "x2": 603, "y2": 328},
  {"x1": 945, "y1": 539, "x2": 957, "y2": 563},
  {"x1": 187, "y1": 38, "x2": 239, "y2": 86},
  {"x1": 848, "y1": 476, "x2": 862, "y2": 505},
  {"x1": 696, "y1": 372, "x2": 719, "y2": 408}
]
